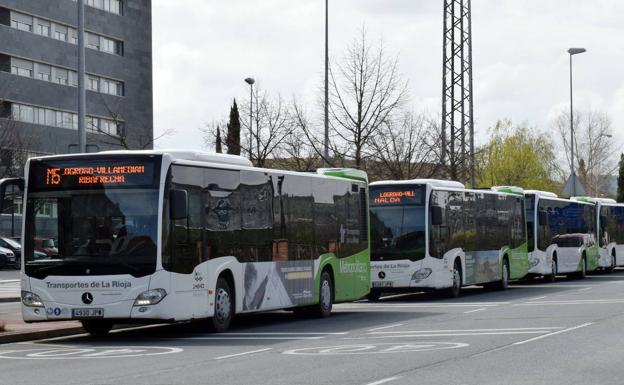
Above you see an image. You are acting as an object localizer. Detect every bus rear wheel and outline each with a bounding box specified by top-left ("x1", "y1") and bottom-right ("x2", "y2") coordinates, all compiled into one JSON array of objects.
[
  {"x1": 546, "y1": 259, "x2": 557, "y2": 283},
  {"x1": 81, "y1": 320, "x2": 113, "y2": 337},
  {"x1": 212, "y1": 277, "x2": 234, "y2": 333},
  {"x1": 498, "y1": 259, "x2": 510, "y2": 290},
  {"x1": 606, "y1": 252, "x2": 616, "y2": 273},
  {"x1": 316, "y1": 270, "x2": 333, "y2": 318},
  {"x1": 573, "y1": 257, "x2": 587, "y2": 279},
  {"x1": 447, "y1": 261, "x2": 462, "y2": 298}
]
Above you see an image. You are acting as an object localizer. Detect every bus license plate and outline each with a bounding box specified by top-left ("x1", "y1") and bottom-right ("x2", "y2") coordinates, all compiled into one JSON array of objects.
[
  {"x1": 372, "y1": 281, "x2": 393, "y2": 288},
  {"x1": 72, "y1": 308, "x2": 104, "y2": 318}
]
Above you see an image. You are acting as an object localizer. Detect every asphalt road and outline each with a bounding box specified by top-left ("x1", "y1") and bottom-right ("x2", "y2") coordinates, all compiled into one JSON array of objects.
[{"x1": 2, "y1": 271, "x2": 624, "y2": 385}]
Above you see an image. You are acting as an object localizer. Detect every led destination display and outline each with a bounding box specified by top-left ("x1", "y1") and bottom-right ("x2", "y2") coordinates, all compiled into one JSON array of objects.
[
  {"x1": 370, "y1": 185, "x2": 425, "y2": 206},
  {"x1": 29, "y1": 157, "x2": 160, "y2": 191}
]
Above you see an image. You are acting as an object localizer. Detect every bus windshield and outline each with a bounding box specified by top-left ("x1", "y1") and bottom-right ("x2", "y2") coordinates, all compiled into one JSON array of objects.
[
  {"x1": 24, "y1": 156, "x2": 161, "y2": 279},
  {"x1": 370, "y1": 185, "x2": 426, "y2": 261}
]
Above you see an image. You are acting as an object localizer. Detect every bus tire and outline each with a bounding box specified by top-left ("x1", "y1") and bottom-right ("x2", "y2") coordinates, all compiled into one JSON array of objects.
[
  {"x1": 607, "y1": 251, "x2": 616, "y2": 273},
  {"x1": 367, "y1": 290, "x2": 381, "y2": 302},
  {"x1": 447, "y1": 260, "x2": 462, "y2": 298},
  {"x1": 498, "y1": 258, "x2": 510, "y2": 290},
  {"x1": 574, "y1": 256, "x2": 587, "y2": 279},
  {"x1": 546, "y1": 258, "x2": 557, "y2": 283},
  {"x1": 212, "y1": 277, "x2": 234, "y2": 333},
  {"x1": 316, "y1": 270, "x2": 333, "y2": 318},
  {"x1": 81, "y1": 320, "x2": 113, "y2": 337}
]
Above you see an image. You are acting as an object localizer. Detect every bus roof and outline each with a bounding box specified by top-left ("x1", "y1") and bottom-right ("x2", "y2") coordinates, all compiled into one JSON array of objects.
[
  {"x1": 571, "y1": 196, "x2": 617, "y2": 204},
  {"x1": 491, "y1": 186, "x2": 524, "y2": 196},
  {"x1": 317, "y1": 168, "x2": 368, "y2": 183},
  {"x1": 29, "y1": 149, "x2": 254, "y2": 168},
  {"x1": 524, "y1": 189, "x2": 558, "y2": 199},
  {"x1": 370, "y1": 179, "x2": 465, "y2": 189}
]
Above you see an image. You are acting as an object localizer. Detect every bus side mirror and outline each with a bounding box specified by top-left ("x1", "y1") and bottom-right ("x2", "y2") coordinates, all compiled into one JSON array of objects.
[
  {"x1": 431, "y1": 206, "x2": 443, "y2": 226},
  {"x1": 0, "y1": 178, "x2": 25, "y2": 213},
  {"x1": 169, "y1": 189, "x2": 188, "y2": 220},
  {"x1": 538, "y1": 211, "x2": 548, "y2": 226}
]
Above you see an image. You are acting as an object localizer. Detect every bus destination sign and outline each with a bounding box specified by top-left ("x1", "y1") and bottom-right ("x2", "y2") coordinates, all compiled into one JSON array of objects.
[
  {"x1": 29, "y1": 157, "x2": 159, "y2": 191},
  {"x1": 370, "y1": 186, "x2": 424, "y2": 206}
]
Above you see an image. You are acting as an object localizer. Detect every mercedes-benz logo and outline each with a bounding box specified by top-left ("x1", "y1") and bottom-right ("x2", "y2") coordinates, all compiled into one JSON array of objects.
[
  {"x1": 378, "y1": 271, "x2": 386, "y2": 279},
  {"x1": 81, "y1": 292, "x2": 94, "y2": 305}
]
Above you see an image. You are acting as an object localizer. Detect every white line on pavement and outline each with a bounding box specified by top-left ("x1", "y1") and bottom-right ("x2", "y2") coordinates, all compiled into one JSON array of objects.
[
  {"x1": 218, "y1": 332, "x2": 349, "y2": 336},
  {"x1": 576, "y1": 287, "x2": 592, "y2": 292},
  {"x1": 214, "y1": 348, "x2": 272, "y2": 360},
  {"x1": 339, "y1": 302, "x2": 510, "y2": 309},
  {"x1": 0, "y1": 280, "x2": 20, "y2": 284},
  {"x1": 365, "y1": 376, "x2": 402, "y2": 385},
  {"x1": 369, "y1": 327, "x2": 564, "y2": 334},
  {"x1": 463, "y1": 308, "x2": 486, "y2": 314},
  {"x1": 360, "y1": 331, "x2": 555, "y2": 339},
  {"x1": 367, "y1": 323, "x2": 404, "y2": 332},
  {"x1": 513, "y1": 323, "x2": 593, "y2": 346},
  {"x1": 177, "y1": 336, "x2": 325, "y2": 340},
  {"x1": 516, "y1": 299, "x2": 624, "y2": 306},
  {"x1": 529, "y1": 295, "x2": 547, "y2": 300}
]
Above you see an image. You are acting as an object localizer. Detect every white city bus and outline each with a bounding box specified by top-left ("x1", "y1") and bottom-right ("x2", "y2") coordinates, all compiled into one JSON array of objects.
[
  {"x1": 573, "y1": 197, "x2": 624, "y2": 272},
  {"x1": 0, "y1": 150, "x2": 371, "y2": 335},
  {"x1": 368, "y1": 179, "x2": 528, "y2": 299},
  {"x1": 524, "y1": 190, "x2": 600, "y2": 281}
]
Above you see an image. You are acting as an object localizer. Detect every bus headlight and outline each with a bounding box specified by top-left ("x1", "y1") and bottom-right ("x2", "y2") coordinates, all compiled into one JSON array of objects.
[
  {"x1": 22, "y1": 291, "x2": 44, "y2": 308},
  {"x1": 529, "y1": 258, "x2": 540, "y2": 268},
  {"x1": 133, "y1": 289, "x2": 167, "y2": 306},
  {"x1": 411, "y1": 268, "x2": 432, "y2": 281}
]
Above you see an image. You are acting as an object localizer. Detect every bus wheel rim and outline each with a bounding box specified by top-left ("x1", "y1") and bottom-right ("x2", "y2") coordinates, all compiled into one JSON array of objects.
[
  {"x1": 453, "y1": 268, "x2": 460, "y2": 289},
  {"x1": 215, "y1": 288, "x2": 231, "y2": 321},
  {"x1": 503, "y1": 264, "x2": 509, "y2": 284},
  {"x1": 321, "y1": 280, "x2": 331, "y2": 310}
]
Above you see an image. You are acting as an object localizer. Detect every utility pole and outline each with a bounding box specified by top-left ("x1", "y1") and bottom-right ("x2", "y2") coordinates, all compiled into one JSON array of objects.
[
  {"x1": 323, "y1": 0, "x2": 329, "y2": 167},
  {"x1": 77, "y1": 0, "x2": 86, "y2": 153}
]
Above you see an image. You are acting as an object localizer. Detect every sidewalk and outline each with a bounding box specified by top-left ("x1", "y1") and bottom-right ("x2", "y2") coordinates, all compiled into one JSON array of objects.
[
  {"x1": 0, "y1": 301, "x2": 83, "y2": 344},
  {"x1": 0, "y1": 279, "x2": 20, "y2": 302}
]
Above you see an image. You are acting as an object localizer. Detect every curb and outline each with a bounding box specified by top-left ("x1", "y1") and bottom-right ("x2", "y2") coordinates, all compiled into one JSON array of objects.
[
  {"x1": 0, "y1": 297, "x2": 20, "y2": 303},
  {"x1": 0, "y1": 326, "x2": 85, "y2": 344}
]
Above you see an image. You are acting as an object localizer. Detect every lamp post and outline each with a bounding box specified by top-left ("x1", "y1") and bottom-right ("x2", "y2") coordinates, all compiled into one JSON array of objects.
[
  {"x1": 77, "y1": 0, "x2": 86, "y2": 153},
  {"x1": 323, "y1": 0, "x2": 329, "y2": 167},
  {"x1": 244, "y1": 77, "x2": 255, "y2": 161},
  {"x1": 568, "y1": 47, "x2": 586, "y2": 196}
]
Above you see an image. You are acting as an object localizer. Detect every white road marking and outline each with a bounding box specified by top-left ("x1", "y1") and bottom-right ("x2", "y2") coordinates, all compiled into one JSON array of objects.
[
  {"x1": 339, "y1": 302, "x2": 509, "y2": 309},
  {"x1": 529, "y1": 295, "x2": 547, "y2": 300},
  {"x1": 367, "y1": 323, "x2": 404, "y2": 332},
  {"x1": 366, "y1": 376, "x2": 402, "y2": 385},
  {"x1": 370, "y1": 327, "x2": 564, "y2": 334},
  {"x1": 576, "y1": 287, "x2": 592, "y2": 292},
  {"x1": 214, "y1": 348, "x2": 272, "y2": 360},
  {"x1": 516, "y1": 299, "x2": 624, "y2": 306},
  {"x1": 219, "y1": 332, "x2": 349, "y2": 336},
  {"x1": 463, "y1": 308, "x2": 486, "y2": 314},
  {"x1": 177, "y1": 336, "x2": 325, "y2": 340},
  {"x1": 0, "y1": 279, "x2": 20, "y2": 284},
  {"x1": 513, "y1": 323, "x2": 593, "y2": 346},
  {"x1": 361, "y1": 331, "x2": 554, "y2": 339}
]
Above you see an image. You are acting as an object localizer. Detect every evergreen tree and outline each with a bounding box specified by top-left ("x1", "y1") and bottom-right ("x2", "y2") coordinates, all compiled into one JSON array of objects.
[
  {"x1": 226, "y1": 99, "x2": 241, "y2": 155},
  {"x1": 215, "y1": 126, "x2": 222, "y2": 153},
  {"x1": 618, "y1": 153, "x2": 624, "y2": 202}
]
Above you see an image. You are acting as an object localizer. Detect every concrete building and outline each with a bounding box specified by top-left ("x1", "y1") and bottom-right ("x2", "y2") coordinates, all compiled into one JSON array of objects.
[{"x1": 0, "y1": 0, "x2": 152, "y2": 173}]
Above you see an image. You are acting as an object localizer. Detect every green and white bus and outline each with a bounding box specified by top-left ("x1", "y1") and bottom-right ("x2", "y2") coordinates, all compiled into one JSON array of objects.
[
  {"x1": 369, "y1": 180, "x2": 528, "y2": 299},
  {"x1": 524, "y1": 190, "x2": 599, "y2": 281},
  {"x1": 573, "y1": 197, "x2": 624, "y2": 272},
  {"x1": 0, "y1": 150, "x2": 370, "y2": 335}
]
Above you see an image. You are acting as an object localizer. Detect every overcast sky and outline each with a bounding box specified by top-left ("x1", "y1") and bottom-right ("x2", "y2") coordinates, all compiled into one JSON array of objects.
[{"x1": 152, "y1": 0, "x2": 624, "y2": 154}]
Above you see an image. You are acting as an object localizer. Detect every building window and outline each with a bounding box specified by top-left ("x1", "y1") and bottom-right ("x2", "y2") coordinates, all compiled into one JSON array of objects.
[
  {"x1": 35, "y1": 63, "x2": 52, "y2": 81},
  {"x1": 53, "y1": 68, "x2": 69, "y2": 85},
  {"x1": 74, "y1": 0, "x2": 123, "y2": 15},
  {"x1": 54, "y1": 25, "x2": 68, "y2": 42},
  {"x1": 10, "y1": 58, "x2": 33, "y2": 78},
  {"x1": 86, "y1": 32, "x2": 100, "y2": 50},
  {"x1": 69, "y1": 28, "x2": 78, "y2": 45},
  {"x1": 87, "y1": 75, "x2": 99, "y2": 91},
  {"x1": 10, "y1": 12, "x2": 33, "y2": 32},
  {"x1": 35, "y1": 19, "x2": 51, "y2": 37}
]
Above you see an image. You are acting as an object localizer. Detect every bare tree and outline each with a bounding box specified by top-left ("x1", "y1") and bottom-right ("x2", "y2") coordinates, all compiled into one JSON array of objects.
[
  {"x1": 554, "y1": 109, "x2": 618, "y2": 196},
  {"x1": 239, "y1": 87, "x2": 292, "y2": 167},
  {"x1": 367, "y1": 112, "x2": 443, "y2": 181},
  {"x1": 92, "y1": 96, "x2": 174, "y2": 150},
  {"x1": 327, "y1": 28, "x2": 408, "y2": 168}
]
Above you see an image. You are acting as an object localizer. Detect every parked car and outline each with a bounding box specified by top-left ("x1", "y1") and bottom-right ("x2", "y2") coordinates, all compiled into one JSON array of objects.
[
  {"x1": 0, "y1": 237, "x2": 21, "y2": 269},
  {"x1": 0, "y1": 246, "x2": 16, "y2": 269}
]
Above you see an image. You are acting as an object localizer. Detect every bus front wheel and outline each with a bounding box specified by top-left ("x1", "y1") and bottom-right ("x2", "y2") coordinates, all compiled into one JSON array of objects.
[
  {"x1": 498, "y1": 259, "x2": 510, "y2": 290},
  {"x1": 546, "y1": 259, "x2": 557, "y2": 283},
  {"x1": 212, "y1": 277, "x2": 234, "y2": 333},
  {"x1": 447, "y1": 261, "x2": 462, "y2": 298},
  {"x1": 81, "y1": 320, "x2": 113, "y2": 337},
  {"x1": 316, "y1": 270, "x2": 333, "y2": 318}
]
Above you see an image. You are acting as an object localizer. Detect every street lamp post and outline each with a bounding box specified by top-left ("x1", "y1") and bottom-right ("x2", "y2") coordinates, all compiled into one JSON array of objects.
[
  {"x1": 323, "y1": 0, "x2": 329, "y2": 167},
  {"x1": 244, "y1": 77, "x2": 255, "y2": 161},
  {"x1": 77, "y1": 0, "x2": 86, "y2": 153},
  {"x1": 568, "y1": 47, "x2": 586, "y2": 196}
]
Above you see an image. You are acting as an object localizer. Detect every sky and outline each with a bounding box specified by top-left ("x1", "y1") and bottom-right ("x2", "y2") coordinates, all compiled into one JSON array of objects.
[{"x1": 151, "y1": 0, "x2": 624, "y2": 155}]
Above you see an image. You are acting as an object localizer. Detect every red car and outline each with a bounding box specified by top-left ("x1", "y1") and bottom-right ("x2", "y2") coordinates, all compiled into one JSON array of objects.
[{"x1": 34, "y1": 238, "x2": 58, "y2": 256}]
